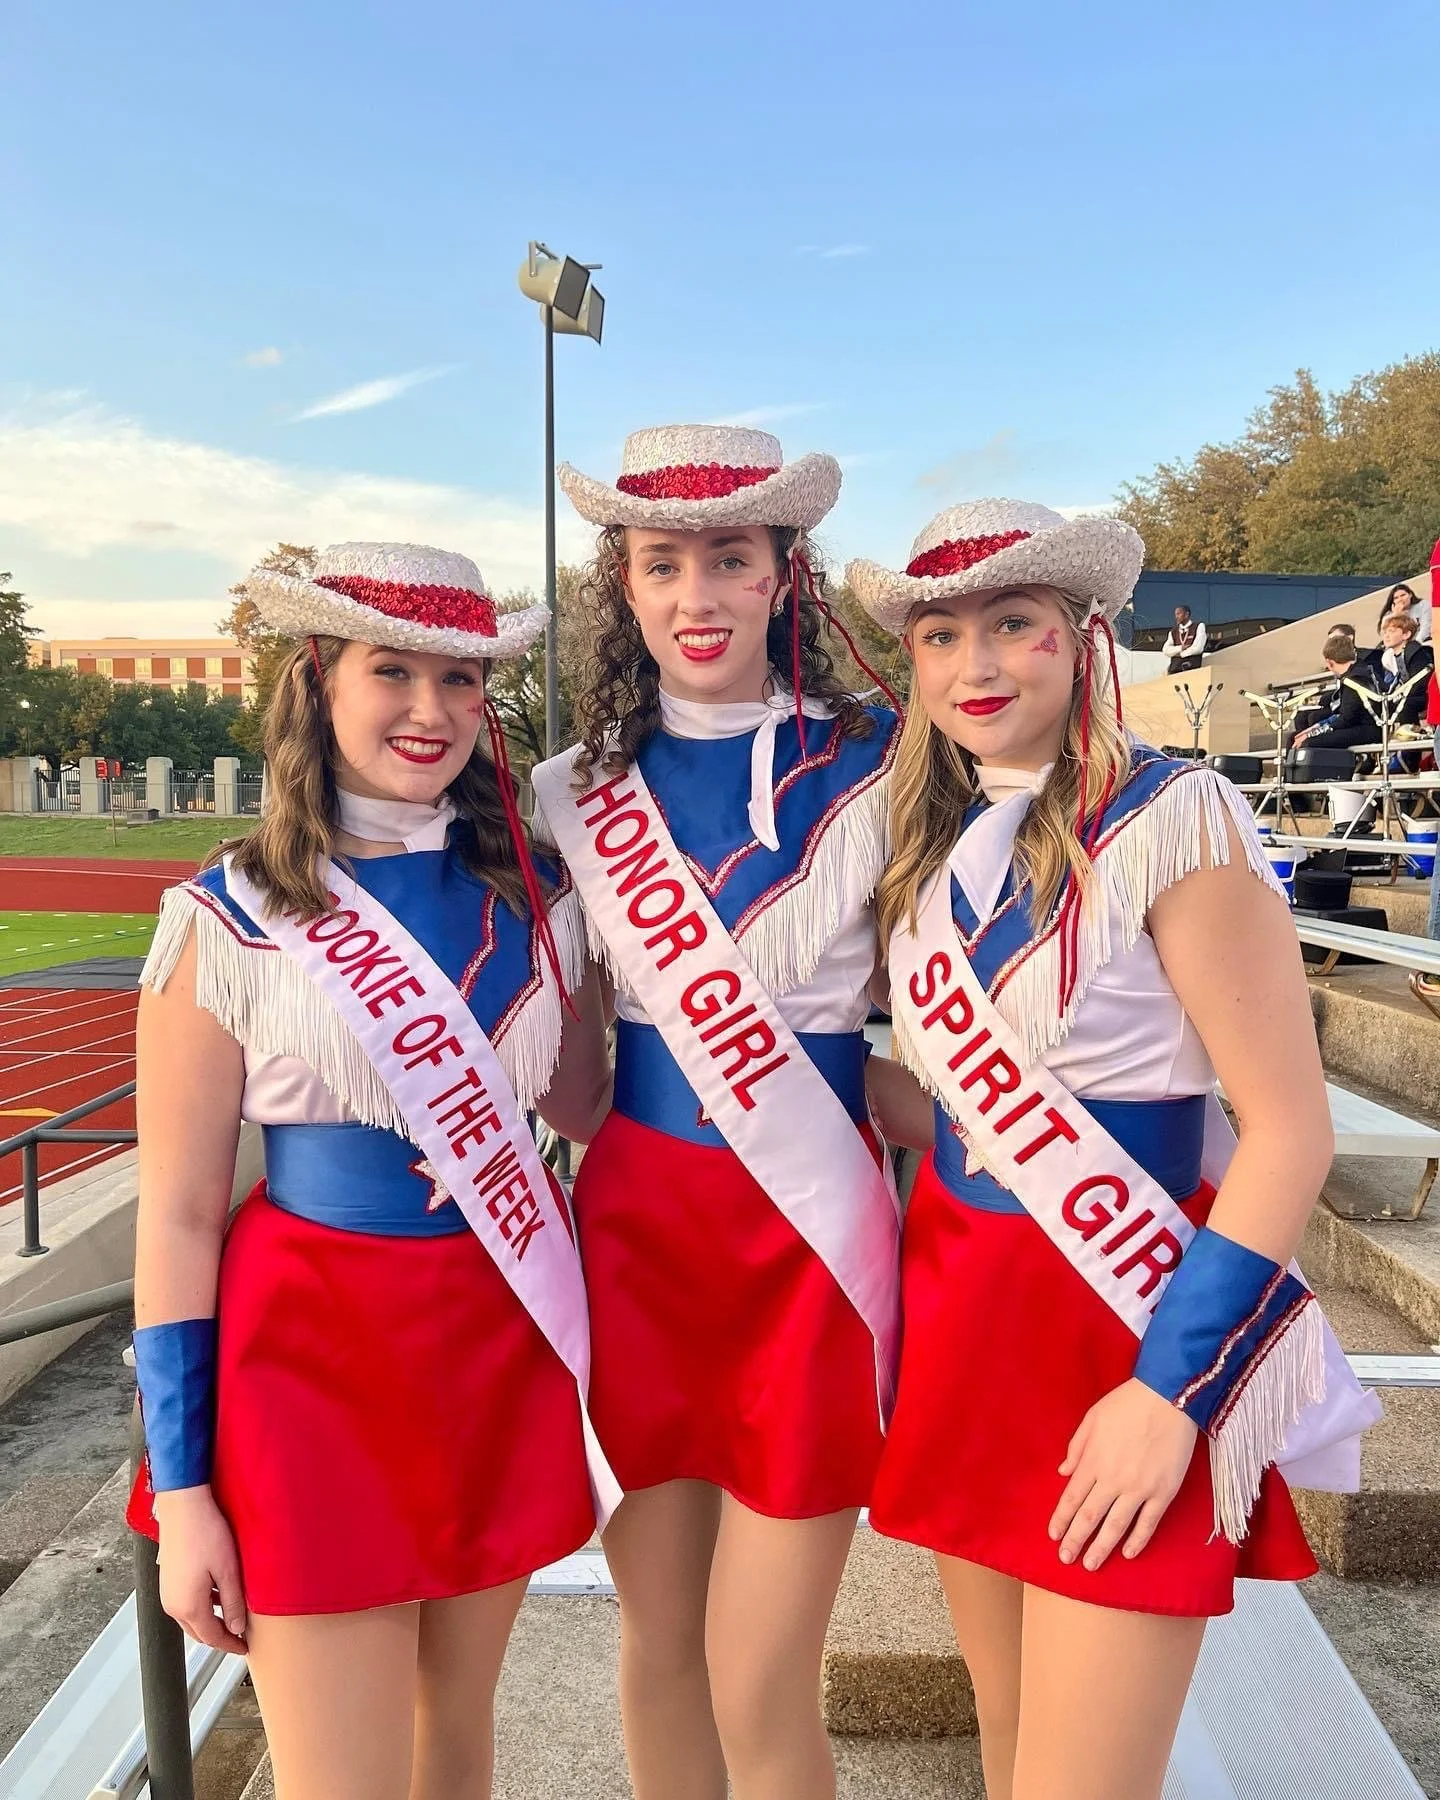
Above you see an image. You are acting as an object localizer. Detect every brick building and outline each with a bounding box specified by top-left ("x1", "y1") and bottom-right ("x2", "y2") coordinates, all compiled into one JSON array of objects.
[{"x1": 32, "y1": 636, "x2": 257, "y2": 702}]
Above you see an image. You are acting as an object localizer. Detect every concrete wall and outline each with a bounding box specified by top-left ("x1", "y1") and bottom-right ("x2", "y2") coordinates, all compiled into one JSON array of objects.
[
  {"x1": 1123, "y1": 567, "x2": 1434, "y2": 754},
  {"x1": 0, "y1": 758, "x2": 41, "y2": 813}
]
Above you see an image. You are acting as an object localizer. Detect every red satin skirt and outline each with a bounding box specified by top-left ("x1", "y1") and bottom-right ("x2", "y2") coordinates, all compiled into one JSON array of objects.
[
  {"x1": 128, "y1": 1183, "x2": 594, "y2": 1615},
  {"x1": 572, "y1": 1111, "x2": 885, "y2": 1517},
  {"x1": 869, "y1": 1155, "x2": 1318, "y2": 1617}
]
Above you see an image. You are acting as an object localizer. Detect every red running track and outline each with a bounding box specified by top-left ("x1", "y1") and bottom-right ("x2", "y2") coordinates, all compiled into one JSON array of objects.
[
  {"x1": 0, "y1": 856, "x2": 197, "y2": 914},
  {"x1": 0, "y1": 986, "x2": 139, "y2": 1209}
]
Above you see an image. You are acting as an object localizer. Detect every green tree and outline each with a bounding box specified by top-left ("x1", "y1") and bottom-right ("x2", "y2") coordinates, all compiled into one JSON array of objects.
[
  {"x1": 220, "y1": 543, "x2": 315, "y2": 755},
  {"x1": 1118, "y1": 355, "x2": 1440, "y2": 576},
  {"x1": 486, "y1": 568, "x2": 587, "y2": 773},
  {"x1": 0, "y1": 576, "x2": 29, "y2": 682}
]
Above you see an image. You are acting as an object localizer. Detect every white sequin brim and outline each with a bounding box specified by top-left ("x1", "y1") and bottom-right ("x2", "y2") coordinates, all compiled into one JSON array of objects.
[
  {"x1": 557, "y1": 453, "x2": 842, "y2": 532},
  {"x1": 846, "y1": 517, "x2": 1144, "y2": 636},
  {"x1": 246, "y1": 573, "x2": 548, "y2": 661}
]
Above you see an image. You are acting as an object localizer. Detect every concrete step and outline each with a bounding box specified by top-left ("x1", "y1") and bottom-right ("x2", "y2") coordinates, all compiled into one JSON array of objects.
[
  {"x1": 823, "y1": 1528, "x2": 975, "y2": 1737},
  {"x1": 1310, "y1": 966, "x2": 1440, "y2": 1120},
  {"x1": 1292, "y1": 1266, "x2": 1440, "y2": 1583},
  {"x1": 0, "y1": 1464, "x2": 135, "y2": 1762},
  {"x1": 1352, "y1": 880, "x2": 1432, "y2": 937},
  {"x1": 0, "y1": 1310, "x2": 136, "y2": 1596},
  {"x1": 238, "y1": 1587, "x2": 986, "y2": 1800}
]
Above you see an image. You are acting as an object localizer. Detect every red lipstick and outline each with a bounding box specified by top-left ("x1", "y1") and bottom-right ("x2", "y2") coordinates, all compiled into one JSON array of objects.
[
  {"x1": 957, "y1": 695, "x2": 1016, "y2": 717},
  {"x1": 388, "y1": 738, "x2": 450, "y2": 765}
]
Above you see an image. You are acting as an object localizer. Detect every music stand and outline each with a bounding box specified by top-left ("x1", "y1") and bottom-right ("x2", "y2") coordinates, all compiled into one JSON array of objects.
[
  {"x1": 1332, "y1": 668, "x2": 1430, "y2": 847},
  {"x1": 1240, "y1": 686, "x2": 1326, "y2": 830},
  {"x1": 1173, "y1": 680, "x2": 1223, "y2": 761}
]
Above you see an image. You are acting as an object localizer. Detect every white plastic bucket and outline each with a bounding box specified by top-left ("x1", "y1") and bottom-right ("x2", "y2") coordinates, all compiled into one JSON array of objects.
[
  {"x1": 1330, "y1": 785, "x2": 1369, "y2": 827},
  {"x1": 1404, "y1": 820, "x2": 1438, "y2": 879},
  {"x1": 1265, "y1": 848, "x2": 1298, "y2": 904},
  {"x1": 1254, "y1": 821, "x2": 1274, "y2": 844}
]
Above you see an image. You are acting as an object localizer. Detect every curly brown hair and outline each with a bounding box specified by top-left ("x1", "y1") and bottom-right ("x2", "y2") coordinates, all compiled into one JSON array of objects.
[
  {"x1": 219, "y1": 636, "x2": 540, "y2": 920},
  {"x1": 572, "y1": 525, "x2": 875, "y2": 781}
]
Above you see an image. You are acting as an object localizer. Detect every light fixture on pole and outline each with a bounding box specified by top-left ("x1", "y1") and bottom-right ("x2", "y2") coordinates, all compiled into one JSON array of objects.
[
  {"x1": 17, "y1": 696, "x2": 32, "y2": 758},
  {"x1": 516, "y1": 241, "x2": 605, "y2": 756}
]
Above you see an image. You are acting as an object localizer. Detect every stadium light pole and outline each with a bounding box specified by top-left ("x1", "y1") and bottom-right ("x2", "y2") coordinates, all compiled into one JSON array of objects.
[{"x1": 516, "y1": 242, "x2": 605, "y2": 755}]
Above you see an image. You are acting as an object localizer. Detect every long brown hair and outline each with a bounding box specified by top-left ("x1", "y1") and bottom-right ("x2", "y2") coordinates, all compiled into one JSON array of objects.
[
  {"x1": 572, "y1": 525, "x2": 874, "y2": 781},
  {"x1": 220, "y1": 636, "x2": 536, "y2": 918},
  {"x1": 875, "y1": 592, "x2": 1132, "y2": 947}
]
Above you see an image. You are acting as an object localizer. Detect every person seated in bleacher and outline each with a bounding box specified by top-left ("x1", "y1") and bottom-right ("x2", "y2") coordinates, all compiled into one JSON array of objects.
[
  {"x1": 1291, "y1": 632, "x2": 1379, "y2": 752},
  {"x1": 1360, "y1": 612, "x2": 1435, "y2": 776},
  {"x1": 1377, "y1": 581, "x2": 1431, "y2": 646},
  {"x1": 1361, "y1": 610, "x2": 1434, "y2": 721}
]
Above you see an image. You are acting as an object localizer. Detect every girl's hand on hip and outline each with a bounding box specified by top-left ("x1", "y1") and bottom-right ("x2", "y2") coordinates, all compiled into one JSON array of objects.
[
  {"x1": 153, "y1": 1487, "x2": 249, "y2": 1653},
  {"x1": 1048, "y1": 1378, "x2": 1199, "y2": 1572}
]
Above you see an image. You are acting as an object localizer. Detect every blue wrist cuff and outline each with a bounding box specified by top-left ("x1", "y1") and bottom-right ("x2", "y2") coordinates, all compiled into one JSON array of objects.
[
  {"x1": 133, "y1": 1318, "x2": 218, "y2": 1491},
  {"x1": 1134, "y1": 1227, "x2": 1312, "y2": 1436}
]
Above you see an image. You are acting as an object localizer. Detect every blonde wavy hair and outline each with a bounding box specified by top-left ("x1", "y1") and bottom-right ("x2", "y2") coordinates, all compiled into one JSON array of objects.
[
  {"x1": 874, "y1": 590, "x2": 1132, "y2": 947},
  {"x1": 219, "y1": 635, "x2": 536, "y2": 919}
]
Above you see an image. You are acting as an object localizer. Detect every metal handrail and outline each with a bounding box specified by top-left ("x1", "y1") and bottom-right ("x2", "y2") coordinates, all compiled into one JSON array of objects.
[{"x1": 1, "y1": 1080, "x2": 137, "y2": 1257}]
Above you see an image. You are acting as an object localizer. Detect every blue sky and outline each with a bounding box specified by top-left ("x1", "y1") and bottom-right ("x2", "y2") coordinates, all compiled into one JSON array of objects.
[{"x1": 4, "y1": 0, "x2": 1439, "y2": 636}]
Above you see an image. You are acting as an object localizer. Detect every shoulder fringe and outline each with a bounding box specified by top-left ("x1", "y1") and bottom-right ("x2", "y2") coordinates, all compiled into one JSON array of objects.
[
  {"x1": 581, "y1": 773, "x2": 891, "y2": 1003},
  {"x1": 498, "y1": 880, "x2": 587, "y2": 1112},
  {"x1": 141, "y1": 881, "x2": 581, "y2": 1134},
  {"x1": 1211, "y1": 1296, "x2": 1326, "y2": 1544},
  {"x1": 997, "y1": 766, "x2": 1281, "y2": 1069}
]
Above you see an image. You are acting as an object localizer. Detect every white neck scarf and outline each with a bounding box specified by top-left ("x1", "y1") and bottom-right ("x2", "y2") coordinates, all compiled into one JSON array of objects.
[
  {"x1": 335, "y1": 788, "x2": 456, "y2": 854},
  {"x1": 949, "y1": 764, "x2": 1054, "y2": 927},
  {"x1": 658, "y1": 686, "x2": 834, "y2": 852}
]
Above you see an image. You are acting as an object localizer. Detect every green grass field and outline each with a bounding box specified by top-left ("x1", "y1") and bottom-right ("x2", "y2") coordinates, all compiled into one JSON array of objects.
[
  {"x1": 0, "y1": 911, "x2": 158, "y2": 976},
  {"x1": 0, "y1": 816, "x2": 257, "y2": 860}
]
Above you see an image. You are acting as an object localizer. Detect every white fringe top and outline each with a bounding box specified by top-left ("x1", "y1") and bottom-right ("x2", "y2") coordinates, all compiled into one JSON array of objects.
[
  {"x1": 893, "y1": 755, "x2": 1286, "y2": 1101},
  {"x1": 140, "y1": 826, "x2": 586, "y2": 1138},
  {"x1": 534, "y1": 691, "x2": 893, "y2": 1035}
]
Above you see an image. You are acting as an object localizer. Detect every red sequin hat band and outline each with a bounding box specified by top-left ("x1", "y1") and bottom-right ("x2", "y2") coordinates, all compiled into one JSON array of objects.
[
  {"x1": 312, "y1": 574, "x2": 498, "y2": 637},
  {"x1": 615, "y1": 463, "x2": 779, "y2": 502},
  {"x1": 905, "y1": 530, "x2": 1033, "y2": 580}
]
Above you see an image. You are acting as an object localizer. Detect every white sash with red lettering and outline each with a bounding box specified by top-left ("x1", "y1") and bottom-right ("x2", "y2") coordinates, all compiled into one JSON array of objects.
[
  {"x1": 891, "y1": 867, "x2": 1196, "y2": 1334},
  {"x1": 891, "y1": 860, "x2": 1380, "y2": 1531},
  {"x1": 531, "y1": 752, "x2": 901, "y2": 1416},
  {"x1": 224, "y1": 856, "x2": 622, "y2": 1525}
]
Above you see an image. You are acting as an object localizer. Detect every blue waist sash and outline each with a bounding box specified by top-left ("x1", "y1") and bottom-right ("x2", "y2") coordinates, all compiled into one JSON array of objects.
[
  {"x1": 932, "y1": 1093, "x2": 1207, "y2": 1215},
  {"x1": 261, "y1": 1123, "x2": 468, "y2": 1238},
  {"x1": 613, "y1": 1019, "x2": 868, "y2": 1149}
]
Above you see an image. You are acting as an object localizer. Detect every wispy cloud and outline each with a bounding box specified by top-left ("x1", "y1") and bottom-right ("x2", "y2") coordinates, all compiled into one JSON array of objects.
[
  {"x1": 1054, "y1": 502, "x2": 1116, "y2": 520},
  {"x1": 709, "y1": 403, "x2": 822, "y2": 429},
  {"x1": 916, "y1": 429, "x2": 1021, "y2": 494},
  {"x1": 0, "y1": 402, "x2": 588, "y2": 609},
  {"x1": 242, "y1": 346, "x2": 284, "y2": 369},
  {"x1": 295, "y1": 365, "x2": 455, "y2": 421},
  {"x1": 795, "y1": 244, "x2": 872, "y2": 260},
  {"x1": 836, "y1": 451, "x2": 889, "y2": 472}
]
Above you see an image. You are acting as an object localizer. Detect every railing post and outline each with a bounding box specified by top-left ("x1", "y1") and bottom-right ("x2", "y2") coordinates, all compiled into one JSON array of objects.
[
  {"x1": 130, "y1": 1406, "x2": 196, "y2": 1800},
  {"x1": 17, "y1": 1140, "x2": 46, "y2": 1256}
]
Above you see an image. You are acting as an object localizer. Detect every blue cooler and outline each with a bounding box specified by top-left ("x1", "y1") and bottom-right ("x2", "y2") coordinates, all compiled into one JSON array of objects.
[
  {"x1": 1265, "y1": 847, "x2": 1298, "y2": 905},
  {"x1": 1405, "y1": 821, "x2": 1437, "y2": 879}
]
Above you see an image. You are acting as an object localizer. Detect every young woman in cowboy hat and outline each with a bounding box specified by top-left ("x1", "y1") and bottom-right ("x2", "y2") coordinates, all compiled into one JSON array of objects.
[
  {"x1": 127, "y1": 543, "x2": 615, "y2": 1800},
  {"x1": 529, "y1": 425, "x2": 903, "y2": 1800},
  {"x1": 847, "y1": 503, "x2": 1377, "y2": 1800}
]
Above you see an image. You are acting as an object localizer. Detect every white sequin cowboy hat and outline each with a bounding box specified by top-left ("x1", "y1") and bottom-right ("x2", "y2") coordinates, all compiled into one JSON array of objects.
[
  {"x1": 847, "y1": 500, "x2": 1145, "y2": 636},
  {"x1": 244, "y1": 542, "x2": 547, "y2": 661},
  {"x1": 557, "y1": 424, "x2": 842, "y2": 532}
]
